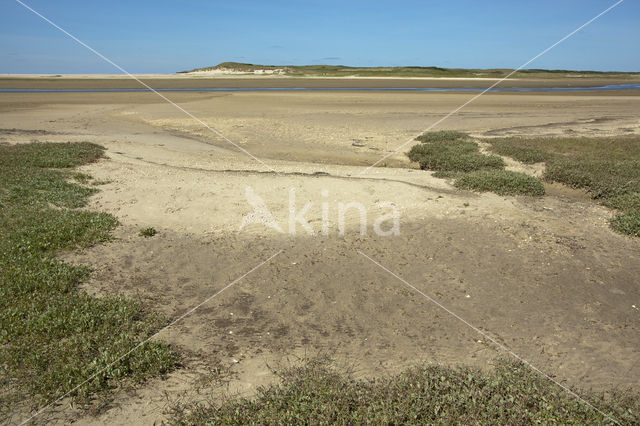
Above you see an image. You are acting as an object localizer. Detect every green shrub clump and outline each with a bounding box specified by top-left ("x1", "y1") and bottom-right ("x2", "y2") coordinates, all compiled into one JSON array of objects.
[
  {"x1": 408, "y1": 138, "x2": 504, "y2": 173},
  {"x1": 485, "y1": 136, "x2": 640, "y2": 236},
  {"x1": 415, "y1": 130, "x2": 469, "y2": 143},
  {"x1": 455, "y1": 170, "x2": 546, "y2": 196}
]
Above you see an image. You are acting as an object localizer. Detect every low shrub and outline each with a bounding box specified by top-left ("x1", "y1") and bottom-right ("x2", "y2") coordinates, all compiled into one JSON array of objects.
[
  {"x1": 408, "y1": 139, "x2": 504, "y2": 172},
  {"x1": 415, "y1": 130, "x2": 469, "y2": 143},
  {"x1": 454, "y1": 170, "x2": 545, "y2": 196}
]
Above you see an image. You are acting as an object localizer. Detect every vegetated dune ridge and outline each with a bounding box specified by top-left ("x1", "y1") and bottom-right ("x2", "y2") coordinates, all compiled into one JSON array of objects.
[
  {"x1": 2, "y1": 66, "x2": 640, "y2": 90},
  {"x1": 181, "y1": 61, "x2": 640, "y2": 78},
  {"x1": 1, "y1": 80, "x2": 639, "y2": 424}
]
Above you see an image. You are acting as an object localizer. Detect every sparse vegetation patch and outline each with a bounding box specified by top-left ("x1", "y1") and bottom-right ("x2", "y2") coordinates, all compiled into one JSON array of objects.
[
  {"x1": 0, "y1": 142, "x2": 178, "y2": 414},
  {"x1": 487, "y1": 136, "x2": 640, "y2": 235},
  {"x1": 170, "y1": 357, "x2": 638, "y2": 424},
  {"x1": 139, "y1": 227, "x2": 157, "y2": 237}
]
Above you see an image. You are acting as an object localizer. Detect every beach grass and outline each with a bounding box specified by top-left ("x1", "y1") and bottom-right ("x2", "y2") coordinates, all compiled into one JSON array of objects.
[{"x1": 170, "y1": 357, "x2": 638, "y2": 424}]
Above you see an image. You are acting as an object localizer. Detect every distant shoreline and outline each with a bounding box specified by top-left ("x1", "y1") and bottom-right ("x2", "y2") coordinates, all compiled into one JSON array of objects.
[
  {"x1": 0, "y1": 73, "x2": 511, "y2": 81},
  {"x1": 3, "y1": 84, "x2": 640, "y2": 94},
  {"x1": 2, "y1": 75, "x2": 640, "y2": 90}
]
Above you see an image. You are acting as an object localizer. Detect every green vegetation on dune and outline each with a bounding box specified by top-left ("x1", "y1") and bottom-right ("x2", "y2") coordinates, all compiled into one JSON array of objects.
[
  {"x1": 171, "y1": 357, "x2": 638, "y2": 424},
  {"x1": 182, "y1": 62, "x2": 498, "y2": 78},
  {"x1": 0, "y1": 142, "x2": 178, "y2": 414},
  {"x1": 181, "y1": 62, "x2": 640, "y2": 79},
  {"x1": 487, "y1": 136, "x2": 640, "y2": 236}
]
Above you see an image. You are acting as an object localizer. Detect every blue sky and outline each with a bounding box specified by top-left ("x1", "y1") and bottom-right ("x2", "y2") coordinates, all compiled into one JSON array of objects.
[{"x1": 1, "y1": 0, "x2": 638, "y2": 73}]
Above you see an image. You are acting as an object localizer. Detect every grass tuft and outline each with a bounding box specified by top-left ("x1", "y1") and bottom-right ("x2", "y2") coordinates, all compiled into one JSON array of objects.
[
  {"x1": 0, "y1": 142, "x2": 178, "y2": 413},
  {"x1": 603, "y1": 192, "x2": 640, "y2": 212},
  {"x1": 139, "y1": 227, "x2": 157, "y2": 238},
  {"x1": 454, "y1": 170, "x2": 546, "y2": 196},
  {"x1": 609, "y1": 211, "x2": 640, "y2": 237},
  {"x1": 170, "y1": 357, "x2": 638, "y2": 424}
]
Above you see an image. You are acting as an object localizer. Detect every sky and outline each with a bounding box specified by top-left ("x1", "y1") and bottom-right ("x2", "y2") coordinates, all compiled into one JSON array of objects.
[{"x1": 0, "y1": 0, "x2": 638, "y2": 74}]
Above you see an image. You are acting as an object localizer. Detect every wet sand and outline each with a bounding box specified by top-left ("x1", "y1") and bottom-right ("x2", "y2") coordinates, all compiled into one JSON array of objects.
[{"x1": 2, "y1": 86, "x2": 638, "y2": 167}]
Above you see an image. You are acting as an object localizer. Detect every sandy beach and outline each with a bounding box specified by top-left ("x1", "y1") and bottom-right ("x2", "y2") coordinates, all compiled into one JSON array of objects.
[
  {"x1": 2, "y1": 74, "x2": 640, "y2": 89},
  {"x1": 2, "y1": 76, "x2": 639, "y2": 424}
]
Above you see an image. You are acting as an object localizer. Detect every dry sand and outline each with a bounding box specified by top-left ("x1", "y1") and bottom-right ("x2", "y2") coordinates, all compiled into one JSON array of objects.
[{"x1": 1, "y1": 77, "x2": 639, "y2": 424}]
